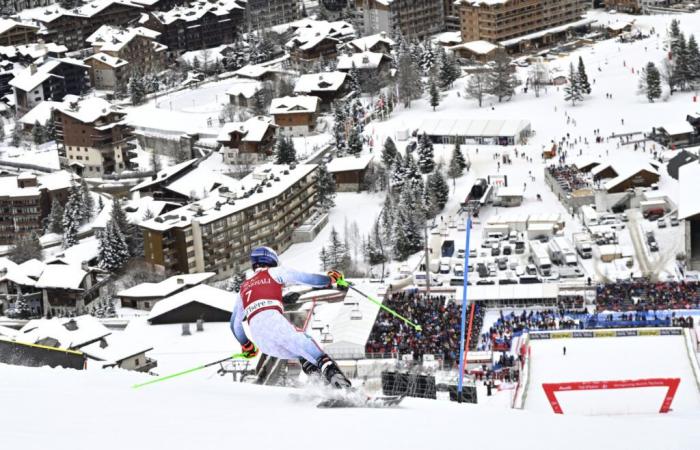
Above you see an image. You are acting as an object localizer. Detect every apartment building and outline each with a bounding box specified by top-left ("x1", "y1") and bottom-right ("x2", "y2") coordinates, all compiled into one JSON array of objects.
[
  {"x1": 84, "y1": 26, "x2": 167, "y2": 90},
  {"x1": 144, "y1": 0, "x2": 246, "y2": 53},
  {"x1": 54, "y1": 97, "x2": 135, "y2": 176},
  {"x1": 457, "y1": 0, "x2": 588, "y2": 45},
  {"x1": 10, "y1": 58, "x2": 90, "y2": 116},
  {"x1": 0, "y1": 19, "x2": 39, "y2": 45},
  {"x1": 245, "y1": 0, "x2": 300, "y2": 30},
  {"x1": 18, "y1": 0, "x2": 145, "y2": 51},
  {"x1": 0, "y1": 171, "x2": 73, "y2": 245},
  {"x1": 355, "y1": 0, "x2": 445, "y2": 40},
  {"x1": 141, "y1": 164, "x2": 319, "y2": 279}
]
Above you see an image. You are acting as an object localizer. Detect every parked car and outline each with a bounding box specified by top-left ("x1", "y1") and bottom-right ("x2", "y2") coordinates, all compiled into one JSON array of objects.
[
  {"x1": 469, "y1": 248, "x2": 477, "y2": 258},
  {"x1": 476, "y1": 279, "x2": 495, "y2": 285},
  {"x1": 497, "y1": 258, "x2": 508, "y2": 270},
  {"x1": 526, "y1": 264, "x2": 537, "y2": 276},
  {"x1": 670, "y1": 216, "x2": 679, "y2": 227},
  {"x1": 491, "y1": 244, "x2": 501, "y2": 256},
  {"x1": 453, "y1": 263, "x2": 464, "y2": 277},
  {"x1": 503, "y1": 245, "x2": 512, "y2": 255},
  {"x1": 658, "y1": 218, "x2": 666, "y2": 228}
]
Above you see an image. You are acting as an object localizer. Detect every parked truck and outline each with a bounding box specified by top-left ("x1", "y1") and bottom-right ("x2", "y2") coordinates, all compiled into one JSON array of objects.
[
  {"x1": 548, "y1": 236, "x2": 578, "y2": 266},
  {"x1": 529, "y1": 240, "x2": 552, "y2": 276},
  {"x1": 441, "y1": 240, "x2": 455, "y2": 258},
  {"x1": 579, "y1": 205, "x2": 600, "y2": 227},
  {"x1": 573, "y1": 233, "x2": 593, "y2": 259}
]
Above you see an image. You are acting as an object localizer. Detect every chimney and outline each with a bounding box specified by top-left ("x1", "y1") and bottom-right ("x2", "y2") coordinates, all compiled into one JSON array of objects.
[
  {"x1": 81, "y1": 261, "x2": 89, "y2": 272},
  {"x1": 176, "y1": 277, "x2": 184, "y2": 285},
  {"x1": 29, "y1": 63, "x2": 37, "y2": 75},
  {"x1": 0, "y1": 267, "x2": 6, "y2": 277},
  {"x1": 380, "y1": 31, "x2": 386, "y2": 38}
]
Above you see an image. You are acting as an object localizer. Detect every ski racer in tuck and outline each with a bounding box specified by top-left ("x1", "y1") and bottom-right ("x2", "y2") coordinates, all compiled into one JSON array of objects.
[{"x1": 230, "y1": 246, "x2": 352, "y2": 388}]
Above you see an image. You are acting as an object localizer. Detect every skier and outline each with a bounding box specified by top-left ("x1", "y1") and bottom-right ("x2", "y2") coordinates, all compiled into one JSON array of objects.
[
  {"x1": 230, "y1": 246, "x2": 352, "y2": 389},
  {"x1": 563, "y1": 346, "x2": 567, "y2": 356}
]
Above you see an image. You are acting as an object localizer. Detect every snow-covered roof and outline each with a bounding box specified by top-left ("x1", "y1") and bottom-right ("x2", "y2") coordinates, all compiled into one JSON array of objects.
[
  {"x1": 294, "y1": 71, "x2": 347, "y2": 93},
  {"x1": 269, "y1": 96, "x2": 319, "y2": 115},
  {"x1": 35, "y1": 264, "x2": 88, "y2": 290},
  {"x1": 131, "y1": 158, "x2": 200, "y2": 192},
  {"x1": 18, "y1": 315, "x2": 110, "y2": 350},
  {"x1": 124, "y1": 196, "x2": 179, "y2": 224},
  {"x1": 19, "y1": 100, "x2": 61, "y2": 126},
  {"x1": 86, "y1": 25, "x2": 160, "y2": 52},
  {"x1": 603, "y1": 164, "x2": 659, "y2": 191},
  {"x1": 0, "y1": 257, "x2": 36, "y2": 287},
  {"x1": 276, "y1": 18, "x2": 354, "y2": 44},
  {"x1": 152, "y1": 0, "x2": 243, "y2": 25},
  {"x1": 572, "y1": 156, "x2": 600, "y2": 171},
  {"x1": 326, "y1": 154, "x2": 374, "y2": 173},
  {"x1": 118, "y1": 272, "x2": 215, "y2": 298},
  {"x1": 85, "y1": 52, "x2": 128, "y2": 68},
  {"x1": 336, "y1": 52, "x2": 386, "y2": 70},
  {"x1": 164, "y1": 165, "x2": 241, "y2": 199},
  {"x1": 80, "y1": 334, "x2": 153, "y2": 364},
  {"x1": 346, "y1": 33, "x2": 395, "y2": 52},
  {"x1": 55, "y1": 96, "x2": 123, "y2": 124},
  {"x1": 591, "y1": 163, "x2": 615, "y2": 176},
  {"x1": 225, "y1": 79, "x2": 262, "y2": 99},
  {"x1": 19, "y1": 259, "x2": 45, "y2": 279},
  {"x1": 13, "y1": 42, "x2": 67, "y2": 59},
  {"x1": 607, "y1": 20, "x2": 633, "y2": 31},
  {"x1": 0, "y1": 18, "x2": 39, "y2": 35},
  {"x1": 18, "y1": 0, "x2": 143, "y2": 24},
  {"x1": 10, "y1": 58, "x2": 87, "y2": 92},
  {"x1": 45, "y1": 237, "x2": 100, "y2": 266},
  {"x1": 417, "y1": 118, "x2": 530, "y2": 138},
  {"x1": 449, "y1": 40, "x2": 498, "y2": 55},
  {"x1": 0, "y1": 169, "x2": 74, "y2": 199},
  {"x1": 679, "y1": 161, "x2": 700, "y2": 220},
  {"x1": 147, "y1": 284, "x2": 234, "y2": 321},
  {"x1": 217, "y1": 116, "x2": 275, "y2": 143},
  {"x1": 141, "y1": 163, "x2": 317, "y2": 232},
  {"x1": 0, "y1": 325, "x2": 18, "y2": 338},
  {"x1": 659, "y1": 121, "x2": 695, "y2": 136},
  {"x1": 500, "y1": 18, "x2": 596, "y2": 47}
]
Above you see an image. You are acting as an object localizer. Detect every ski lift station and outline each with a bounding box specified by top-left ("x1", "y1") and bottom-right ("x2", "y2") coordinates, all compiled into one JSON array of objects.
[{"x1": 416, "y1": 118, "x2": 532, "y2": 145}]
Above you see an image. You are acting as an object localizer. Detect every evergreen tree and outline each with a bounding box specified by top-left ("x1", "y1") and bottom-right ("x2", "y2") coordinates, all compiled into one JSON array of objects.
[
  {"x1": 46, "y1": 198, "x2": 64, "y2": 234},
  {"x1": 675, "y1": 33, "x2": 690, "y2": 90},
  {"x1": 9, "y1": 233, "x2": 42, "y2": 264},
  {"x1": 0, "y1": 118, "x2": 5, "y2": 142},
  {"x1": 346, "y1": 126, "x2": 363, "y2": 155},
  {"x1": 110, "y1": 197, "x2": 129, "y2": 236},
  {"x1": 366, "y1": 219, "x2": 387, "y2": 267},
  {"x1": 62, "y1": 184, "x2": 84, "y2": 248},
  {"x1": 332, "y1": 102, "x2": 347, "y2": 151},
  {"x1": 438, "y1": 47, "x2": 460, "y2": 89},
  {"x1": 98, "y1": 196, "x2": 104, "y2": 212},
  {"x1": 577, "y1": 56, "x2": 591, "y2": 95},
  {"x1": 32, "y1": 121, "x2": 45, "y2": 144},
  {"x1": 350, "y1": 99, "x2": 365, "y2": 131},
  {"x1": 392, "y1": 186, "x2": 423, "y2": 260},
  {"x1": 427, "y1": 170, "x2": 449, "y2": 210},
  {"x1": 97, "y1": 220, "x2": 130, "y2": 272},
  {"x1": 687, "y1": 34, "x2": 700, "y2": 83},
  {"x1": 319, "y1": 246, "x2": 330, "y2": 271},
  {"x1": 642, "y1": 61, "x2": 662, "y2": 102},
  {"x1": 11, "y1": 120, "x2": 21, "y2": 146},
  {"x1": 669, "y1": 19, "x2": 682, "y2": 55},
  {"x1": 80, "y1": 178, "x2": 94, "y2": 222},
  {"x1": 14, "y1": 287, "x2": 31, "y2": 319},
  {"x1": 421, "y1": 40, "x2": 435, "y2": 74},
  {"x1": 44, "y1": 119, "x2": 56, "y2": 142},
  {"x1": 564, "y1": 62, "x2": 583, "y2": 106},
  {"x1": 397, "y1": 52, "x2": 422, "y2": 107},
  {"x1": 389, "y1": 154, "x2": 406, "y2": 189},
  {"x1": 315, "y1": 163, "x2": 336, "y2": 210},
  {"x1": 326, "y1": 227, "x2": 349, "y2": 271},
  {"x1": 192, "y1": 56, "x2": 201, "y2": 70},
  {"x1": 428, "y1": 76, "x2": 440, "y2": 111},
  {"x1": 275, "y1": 135, "x2": 297, "y2": 164},
  {"x1": 447, "y1": 143, "x2": 465, "y2": 188},
  {"x1": 417, "y1": 133, "x2": 435, "y2": 174},
  {"x1": 349, "y1": 62, "x2": 361, "y2": 96},
  {"x1": 129, "y1": 74, "x2": 146, "y2": 105},
  {"x1": 251, "y1": 87, "x2": 270, "y2": 116},
  {"x1": 381, "y1": 137, "x2": 398, "y2": 168},
  {"x1": 488, "y1": 50, "x2": 517, "y2": 102}
]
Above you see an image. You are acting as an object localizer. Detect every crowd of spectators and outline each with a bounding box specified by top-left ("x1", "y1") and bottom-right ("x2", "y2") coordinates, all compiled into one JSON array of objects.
[
  {"x1": 596, "y1": 281, "x2": 700, "y2": 312},
  {"x1": 546, "y1": 165, "x2": 591, "y2": 193},
  {"x1": 479, "y1": 309, "x2": 579, "y2": 351},
  {"x1": 364, "y1": 291, "x2": 484, "y2": 365}
]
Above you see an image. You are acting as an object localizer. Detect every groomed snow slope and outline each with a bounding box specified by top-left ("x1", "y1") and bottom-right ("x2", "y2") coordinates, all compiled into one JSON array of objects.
[
  {"x1": 525, "y1": 335, "x2": 700, "y2": 415},
  {"x1": 2, "y1": 363, "x2": 700, "y2": 450}
]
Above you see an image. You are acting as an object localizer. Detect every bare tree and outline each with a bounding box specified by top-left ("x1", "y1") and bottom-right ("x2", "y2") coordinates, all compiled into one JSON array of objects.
[
  {"x1": 465, "y1": 70, "x2": 488, "y2": 107},
  {"x1": 528, "y1": 60, "x2": 549, "y2": 97}
]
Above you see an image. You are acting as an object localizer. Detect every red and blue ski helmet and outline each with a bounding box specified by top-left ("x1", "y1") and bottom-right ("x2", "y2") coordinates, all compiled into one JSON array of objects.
[{"x1": 251, "y1": 246, "x2": 279, "y2": 268}]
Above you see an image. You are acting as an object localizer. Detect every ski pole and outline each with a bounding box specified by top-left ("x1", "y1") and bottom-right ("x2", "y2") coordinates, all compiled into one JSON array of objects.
[
  {"x1": 343, "y1": 282, "x2": 422, "y2": 332},
  {"x1": 131, "y1": 352, "x2": 250, "y2": 389}
]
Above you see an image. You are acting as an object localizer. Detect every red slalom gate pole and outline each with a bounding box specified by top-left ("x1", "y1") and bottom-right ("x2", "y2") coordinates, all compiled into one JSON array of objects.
[{"x1": 462, "y1": 302, "x2": 476, "y2": 374}]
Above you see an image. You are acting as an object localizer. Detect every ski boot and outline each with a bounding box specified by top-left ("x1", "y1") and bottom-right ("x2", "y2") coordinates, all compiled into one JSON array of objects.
[{"x1": 318, "y1": 354, "x2": 352, "y2": 389}]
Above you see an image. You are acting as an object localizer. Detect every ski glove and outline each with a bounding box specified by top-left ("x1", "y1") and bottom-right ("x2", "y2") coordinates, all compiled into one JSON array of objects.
[
  {"x1": 241, "y1": 341, "x2": 259, "y2": 359},
  {"x1": 327, "y1": 270, "x2": 349, "y2": 289}
]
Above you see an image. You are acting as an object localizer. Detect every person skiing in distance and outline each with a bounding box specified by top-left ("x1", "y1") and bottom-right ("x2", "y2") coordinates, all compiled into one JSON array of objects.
[{"x1": 230, "y1": 246, "x2": 352, "y2": 389}]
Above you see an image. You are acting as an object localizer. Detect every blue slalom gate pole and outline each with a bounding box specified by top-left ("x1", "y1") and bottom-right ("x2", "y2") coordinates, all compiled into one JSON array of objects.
[{"x1": 457, "y1": 214, "x2": 473, "y2": 402}]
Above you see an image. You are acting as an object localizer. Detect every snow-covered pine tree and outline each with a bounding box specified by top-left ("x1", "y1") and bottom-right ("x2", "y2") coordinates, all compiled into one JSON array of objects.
[
  {"x1": 380, "y1": 193, "x2": 395, "y2": 243},
  {"x1": 252, "y1": 87, "x2": 269, "y2": 116},
  {"x1": 366, "y1": 219, "x2": 387, "y2": 267},
  {"x1": 44, "y1": 118, "x2": 56, "y2": 142},
  {"x1": 577, "y1": 56, "x2": 591, "y2": 95},
  {"x1": 315, "y1": 163, "x2": 336, "y2": 210},
  {"x1": 349, "y1": 62, "x2": 361, "y2": 97},
  {"x1": 675, "y1": 33, "x2": 690, "y2": 90},
  {"x1": 669, "y1": 19, "x2": 682, "y2": 55},
  {"x1": 643, "y1": 61, "x2": 662, "y2": 102},
  {"x1": 687, "y1": 34, "x2": 700, "y2": 83},
  {"x1": 333, "y1": 102, "x2": 348, "y2": 152},
  {"x1": 382, "y1": 137, "x2": 398, "y2": 168},
  {"x1": 326, "y1": 227, "x2": 348, "y2": 271},
  {"x1": 98, "y1": 220, "x2": 131, "y2": 272},
  {"x1": 47, "y1": 198, "x2": 64, "y2": 234},
  {"x1": 421, "y1": 40, "x2": 435, "y2": 74},
  {"x1": 62, "y1": 184, "x2": 84, "y2": 248},
  {"x1": 417, "y1": 133, "x2": 435, "y2": 174},
  {"x1": 397, "y1": 52, "x2": 422, "y2": 108},
  {"x1": 14, "y1": 287, "x2": 31, "y2": 319},
  {"x1": 32, "y1": 121, "x2": 46, "y2": 144},
  {"x1": 447, "y1": 143, "x2": 465, "y2": 188},
  {"x1": 9, "y1": 233, "x2": 42, "y2": 264},
  {"x1": 392, "y1": 185, "x2": 423, "y2": 260},
  {"x1": 80, "y1": 178, "x2": 95, "y2": 222},
  {"x1": 428, "y1": 75, "x2": 440, "y2": 111},
  {"x1": 275, "y1": 135, "x2": 297, "y2": 164},
  {"x1": 564, "y1": 62, "x2": 583, "y2": 106},
  {"x1": 346, "y1": 126, "x2": 363, "y2": 155},
  {"x1": 437, "y1": 47, "x2": 460, "y2": 89},
  {"x1": 110, "y1": 197, "x2": 130, "y2": 237},
  {"x1": 427, "y1": 170, "x2": 450, "y2": 210},
  {"x1": 129, "y1": 74, "x2": 146, "y2": 105},
  {"x1": 350, "y1": 99, "x2": 365, "y2": 131},
  {"x1": 487, "y1": 50, "x2": 517, "y2": 102},
  {"x1": 319, "y1": 246, "x2": 330, "y2": 271},
  {"x1": 389, "y1": 154, "x2": 406, "y2": 189}
]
